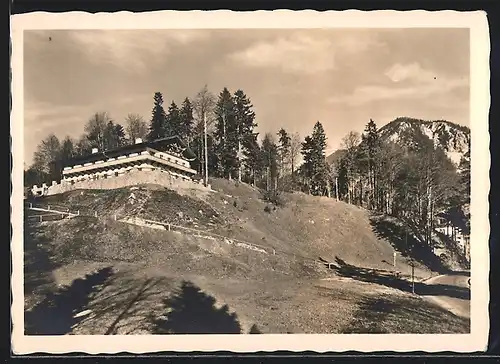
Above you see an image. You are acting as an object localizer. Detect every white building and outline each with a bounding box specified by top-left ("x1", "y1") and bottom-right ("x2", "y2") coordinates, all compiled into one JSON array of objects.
[{"x1": 31, "y1": 136, "x2": 203, "y2": 197}]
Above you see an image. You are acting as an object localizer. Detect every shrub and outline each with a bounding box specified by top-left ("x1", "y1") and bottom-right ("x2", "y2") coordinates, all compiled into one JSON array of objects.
[
  {"x1": 264, "y1": 205, "x2": 272, "y2": 214},
  {"x1": 262, "y1": 189, "x2": 286, "y2": 207}
]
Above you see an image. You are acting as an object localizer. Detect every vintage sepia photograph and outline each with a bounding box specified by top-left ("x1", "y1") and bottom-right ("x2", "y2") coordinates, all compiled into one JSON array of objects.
[{"x1": 11, "y1": 10, "x2": 490, "y2": 354}]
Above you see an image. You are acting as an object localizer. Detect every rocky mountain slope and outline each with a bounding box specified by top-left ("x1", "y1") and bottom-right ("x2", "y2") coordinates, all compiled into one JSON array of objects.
[
  {"x1": 327, "y1": 117, "x2": 470, "y2": 168},
  {"x1": 379, "y1": 117, "x2": 470, "y2": 166}
]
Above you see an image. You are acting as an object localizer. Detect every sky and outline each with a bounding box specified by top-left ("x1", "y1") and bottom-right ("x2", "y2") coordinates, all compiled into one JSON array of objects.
[{"x1": 23, "y1": 28, "x2": 470, "y2": 166}]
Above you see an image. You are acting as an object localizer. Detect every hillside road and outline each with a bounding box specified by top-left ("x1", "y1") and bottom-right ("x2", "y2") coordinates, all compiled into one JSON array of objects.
[{"x1": 419, "y1": 271, "x2": 470, "y2": 319}]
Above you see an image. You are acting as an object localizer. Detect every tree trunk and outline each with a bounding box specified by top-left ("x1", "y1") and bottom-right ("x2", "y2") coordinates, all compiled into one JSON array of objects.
[
  {"x1": 347, "y1": 180, "x2": 351, "y2": 205},
  {"x1": 203, "y1": 113, "x2": 209, "y2": 187},
  {"x1": 266, "y1": 166, "x2": 270, "y2": 192}
]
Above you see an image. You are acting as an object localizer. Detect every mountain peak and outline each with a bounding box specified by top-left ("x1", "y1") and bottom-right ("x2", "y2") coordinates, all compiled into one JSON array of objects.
[{"x1": 379, "y1": 117, "x2": 470, "y2": 165}]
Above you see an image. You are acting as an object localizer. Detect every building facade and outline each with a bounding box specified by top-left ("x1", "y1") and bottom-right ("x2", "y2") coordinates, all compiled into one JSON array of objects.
[{"x1": 31, "y1": 136, "x2": 205, "y2": 197}]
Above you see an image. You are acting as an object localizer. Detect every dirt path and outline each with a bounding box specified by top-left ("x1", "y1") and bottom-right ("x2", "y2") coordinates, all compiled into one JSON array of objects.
[{"x1": 419, "y1": 271, "x2": 470, "y2": 319}]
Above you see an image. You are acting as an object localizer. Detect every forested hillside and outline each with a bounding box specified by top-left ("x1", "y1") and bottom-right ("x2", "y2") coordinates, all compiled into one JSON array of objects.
[
  {"x1": 24, "y1": 86, "x2": 470, "y2": 253},
  {"x1": 329, "y1": 117, "x2": 470, "y2": 249}
]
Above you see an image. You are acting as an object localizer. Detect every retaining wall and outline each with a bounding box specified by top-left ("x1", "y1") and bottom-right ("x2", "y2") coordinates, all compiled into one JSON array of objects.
[{"x1": 37, "y1": 169, "x2": 207, "y2": 196}]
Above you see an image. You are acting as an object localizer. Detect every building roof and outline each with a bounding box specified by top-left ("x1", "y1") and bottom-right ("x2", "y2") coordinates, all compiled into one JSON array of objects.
[{"x1": 64, "y1": 136, "x2": 197, "y2": 166}]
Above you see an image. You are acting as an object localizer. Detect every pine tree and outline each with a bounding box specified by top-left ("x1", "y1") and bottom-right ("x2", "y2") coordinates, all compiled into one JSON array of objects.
[
  {"x1": 360, "y1": 119, "x2": 382, "y2": 209},
  {"x1": 277, "y1": 128, "x2": 291, "y2": 187},
  {"x1": 179, "y1": 97, "x2": 194, "y2": 144},
  {"x1": 233, "y1": 90, "x2": 257, "y2": 182},
  {"x1": 301, "y1": 122, "x2": 329, "y2": 196},
  {"x1": 147, "y1": 92, "x2": 167, "y2": 141},
  {"x1": 243, "y1": 132, "x2": 264, "y2": 186},
  {"x1": 261, "y1": 133, "x2": 278, "y2": 192},
  {"x1": 214, "y1": 88, "x2": 238, "y2": 179},
  {"x1": 165, "y1": 101, "x2": 181, "y2": 137},
  {"x1": 300, "y1": 135, "x2": 315, "y2": 194},
  {"x1": 59, "y1": 136, "x2": 75, "y2": 163},
  {"x1": 103, "y1": 120, "x2": 127, "y2": 150},
  {"x1": 112, "y1": 123, "x2": 127, "y2": 148}
]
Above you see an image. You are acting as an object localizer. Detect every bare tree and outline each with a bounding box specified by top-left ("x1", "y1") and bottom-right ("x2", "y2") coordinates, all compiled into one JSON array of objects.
[
  {"x1": 193, "y1": 85, "x2": 216, "y2": 185},
  {"x1": 289, "y1": 132, "x2": 302, "y2": 179},
  {"x1": 340, "y1": 131, "x2": 361, "y2": 204},
  {"x1": 32, "y1": 133, "x2": 61, "y2": 175},
  {"x1": 84, "y1": 112, "x2": 112, "y2": 151},
  {"x1": 124, "y1": 113, "x2": 148, "y2": 143},
  {"x1": 341, "y1": 131, "x2": 361, "y2": 151}
]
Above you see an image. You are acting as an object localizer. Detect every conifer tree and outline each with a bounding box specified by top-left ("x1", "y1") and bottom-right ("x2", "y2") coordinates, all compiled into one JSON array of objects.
[
  {"x1": 261, "y1": 133, "x2": 278, "y2": 192},
  {"x1": 214, "y1": 88, "x2": 238, "y2": 179},
  {"x1": 233, "y1": 90, "x2": 257, "y2": 182},
  {"x1": 147, "y1": 92, "x2": 167, "y2": 141},
  {"x1": 165, "y1": 101, "x2": 181, "y2": 137},
  {"x1": 277, "y1": 128, "x2": 291, "y2": 186},
  {"x1": 104, "y1": 120, "x2": 127, "y2": 150},
  {"x1": 179, "y1": 97, "x2": 195, "y2": 144},
  {"x1": 243, "y1": 132, "x2": 264, "y2": 186},
  {"x1": 301, "y1": 121, "x2": 329, "y2": 195},
  {"x1": 360, "y1": 119, "x2": 381, "y2": 209}
]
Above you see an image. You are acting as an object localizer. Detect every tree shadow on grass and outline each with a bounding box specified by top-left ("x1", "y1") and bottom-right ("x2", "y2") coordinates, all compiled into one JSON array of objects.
[
  {"x1": 369, "y1": 215, "x2": 450, "y2": 274},
  {"x1": 342, "y1": 294, "x2": 470, "y2": 334},
  {"x1": 25, "y1": 267, "x2": 114, "y2": 335},
  {"x1": 333, "y1": 257, "x2": 470, "y2": 300},
  {"x1": 23, "y1": 216, "x2": 63, "y2": 298},
  {"x1": 86, "y1": 274, "x2": 170, "y2": 335},
  {"x1": 152, "y1": 281, "x2": 258, "y2": 334}
]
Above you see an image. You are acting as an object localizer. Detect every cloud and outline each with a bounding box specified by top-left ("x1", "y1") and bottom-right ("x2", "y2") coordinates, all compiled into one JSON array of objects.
[
  {"x1": 384, "y1": 62, "x2": 437, "y2": 83},
  {"x1": 65, "y1": 30, "x2": 208, "y2": 72},
  {"x1": 327, "y1": 61, "x2": 468, "y2": 106},
  {"x1": 328, "y1": 77, "x2": 468, "y2": 106},
  {"x1": 227, "y1": 31, "x2": 387, "y2": 75},
  {"x1": 228, "y1": 34, "x2": 336, "y2": 74}
]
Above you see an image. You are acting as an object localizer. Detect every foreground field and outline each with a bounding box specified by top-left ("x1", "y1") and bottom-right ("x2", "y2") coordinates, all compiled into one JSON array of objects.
[{"x1": 23, "y1": 180, "x2": 470, "y2": 334}]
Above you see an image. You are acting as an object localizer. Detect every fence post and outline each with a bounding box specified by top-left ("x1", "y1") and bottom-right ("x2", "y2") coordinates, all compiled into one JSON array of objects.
[
  {"x1": 168, "y1": 224, "x2": 171, "y2": 231},
  {"x1": 29, "y1": 202, "x2": 32, "y2": 209},
  {"x1": 114, "y1": 214, "x2": 117, "y2": 221},
  {"x1": 47, "y1": 205, "x2": 50, "y2": 210},
  {"x1": 273, "y1": 249, "x2": 276, "y2": 255},
  {"x1": 39, "y1": 215, "x2": 42, "y2": 223},
  {"x1": 94, "y1": 211, "x2": 98, "y2": 218},
  {"x1": 77, "y1": 210, "x2": 80, "y2": 216}
]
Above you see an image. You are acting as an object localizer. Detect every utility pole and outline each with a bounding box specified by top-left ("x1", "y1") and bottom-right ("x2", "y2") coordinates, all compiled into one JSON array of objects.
[
  {"x1": 335, "y1": 177, "x2": 339, "y2": 201},
  {"x1": 406, "y1": 226, "x2": 415, "y2": 294},
  {"x1": 204, "y1": 112, "x2": 209, "y2": 187},
  {"x1": 411, "y1": 262, "x2": 415, "y2": 294}
]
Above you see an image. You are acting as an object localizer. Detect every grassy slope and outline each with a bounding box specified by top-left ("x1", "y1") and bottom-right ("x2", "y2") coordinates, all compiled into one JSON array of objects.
[{"x1": 24, "y1": 179, "x2": 468, "y2": 334}]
